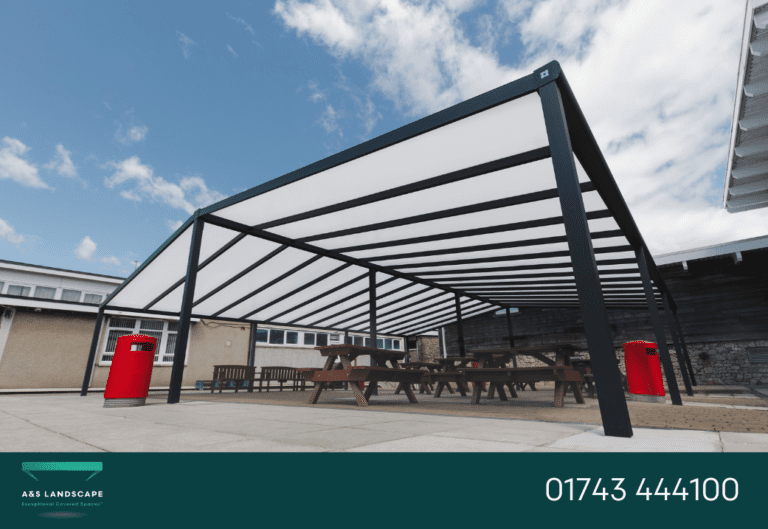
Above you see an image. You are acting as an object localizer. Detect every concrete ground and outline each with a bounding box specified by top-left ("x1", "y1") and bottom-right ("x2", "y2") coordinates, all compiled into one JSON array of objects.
[{"x1": 1, "y1": 390, "x2": 767, "y2": 452}]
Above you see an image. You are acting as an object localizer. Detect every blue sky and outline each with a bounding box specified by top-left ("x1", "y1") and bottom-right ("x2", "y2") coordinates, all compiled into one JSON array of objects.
[{"x1": 2, "y1": 1, "x2": 767, "y2": 277}]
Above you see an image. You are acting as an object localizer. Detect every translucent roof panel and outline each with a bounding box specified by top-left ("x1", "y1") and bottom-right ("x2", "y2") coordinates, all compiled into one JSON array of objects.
[{"x1": 105, "y1": 62, "x2": 671, "y2": 339}]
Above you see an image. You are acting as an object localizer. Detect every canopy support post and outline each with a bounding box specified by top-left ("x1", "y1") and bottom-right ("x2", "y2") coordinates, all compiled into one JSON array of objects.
[
  {"x1": 368, "y1": 269, "x2": 378, "y2": 395},
  {"x1": 539, "y1": 80, "x2": 633, "y2": 438},
  {"x1": 404, "y1": 336, "x2": 410, "y2": 363},
  {"x1": 455, "y1": 294, "x2": 466, "y2": 357},
  {"x1": 673, "y1": 312, "x2": 697, "y2": 386},
  {"x1": 505, "y1": 307, "x2": 517, "y2": 368},
  {"x1": 247, "y1": 323, "x2": 257, "y2": 367},
  {"x1": 663, "y1": 292, "x2": 693, "y2": 396},
  {"x1": 80, "y1": 306, "x2": 105, "y2": 396},
  {"x1": 168, "y1": 215, "x2": 204, "y2": 404},
  {"x1": 636, "y1": 246, "x2": 682, "y2": 405}
]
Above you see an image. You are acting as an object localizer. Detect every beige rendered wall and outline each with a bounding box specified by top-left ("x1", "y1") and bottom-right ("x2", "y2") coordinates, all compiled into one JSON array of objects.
[
  {"x1": 0, "y1": 310, "x2": 96, "y2": 389},
  {"x1": 90, "y1": 319, "x2": 251, "y2": 388}
]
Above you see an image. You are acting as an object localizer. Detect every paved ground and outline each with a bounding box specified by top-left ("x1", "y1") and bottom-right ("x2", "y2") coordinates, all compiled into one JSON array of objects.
[{"x1": 1, "y1": 389, "x2": 767, "y2": 452}]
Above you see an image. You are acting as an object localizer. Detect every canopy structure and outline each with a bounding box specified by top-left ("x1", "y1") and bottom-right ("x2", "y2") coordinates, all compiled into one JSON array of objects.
[{"x1": 82, "y1": 61, "x2": 693, "y2": 438}]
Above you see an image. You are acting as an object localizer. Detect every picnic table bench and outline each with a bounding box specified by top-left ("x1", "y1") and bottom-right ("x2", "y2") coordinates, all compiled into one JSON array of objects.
[
  {"x1": 210, "y1": 365, "x2": 257, "y2": 394},
  {"x1": 463, "y1": 345, "x2": 586, "y2": 407},
  {"x1": 299, "y1": 345, "x2": 423, "y2": 407},
  {"x1": 395, "y1": 361, "x2": 440, "y2": 395}
]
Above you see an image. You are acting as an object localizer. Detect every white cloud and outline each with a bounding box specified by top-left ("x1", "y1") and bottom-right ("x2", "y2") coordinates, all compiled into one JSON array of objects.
[
  {"x1": 0, "y1": 217, "x2": 24, "y2": 244},
  {"x1": 43, "y1": 144, "x2": 78, "y2": 181},
  {"x1": 318, "y1": 104, "x2": 342, "y2": 136},
  {"x1": 177, "y1": 31, "x2": 197, "y2": 59},
  {"x1": 99, "y1": 256, "x2": 121, "y2": 266},
  {"x1": 115, "y1": 121, "x2": 148, "y2": 146},
  {"x1": 227, "y1": 44, "x2": 238, "y2": 57},
  {"x1": 274, "y1": 0, "x2": 768, "y2": 254},
  {"x1": 166, "y1": 219, "x2": 184, "y2": 232},
  {"x1": 74, "y1": 236, "x2": 97, "y2": 261},
  {"x1": 104, "y1": 156, "x2": 227, "y2": 214},
  {"x1": 227, "y1": 13, "x2": 256, "y2": 35},
  {"x1": 0, "y1": 137, "x2": 52, "y2": 189}
]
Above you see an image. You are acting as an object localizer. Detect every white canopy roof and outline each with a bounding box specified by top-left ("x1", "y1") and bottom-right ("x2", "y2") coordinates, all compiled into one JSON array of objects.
[{"x1": 103, "y1": 61, "x2": 666, "y2": 337}]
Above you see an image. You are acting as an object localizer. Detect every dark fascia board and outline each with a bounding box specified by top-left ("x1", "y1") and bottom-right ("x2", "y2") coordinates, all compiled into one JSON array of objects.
[
  {"x1": 0, "y1": 259, "x2": 125, "y2": 281},
  {"x1": 198, "y1": 62, "x2": 560, "y2": 219},
  {"x1": 545, "y1": 68, "x2": 677, "y2": 312}
]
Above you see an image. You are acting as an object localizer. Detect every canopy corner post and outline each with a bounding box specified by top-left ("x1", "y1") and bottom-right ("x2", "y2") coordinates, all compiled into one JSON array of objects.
[
  {"x1": 403, "y1": 335, "x2": 410, "y2": 363},
  {"x1": 455, "y1": 294, "x2": 466, "y2": 357},
  {"x1": 636, "y1": 246, "x2": 683, "y2": 405},
  {"x1": 80, "y1": 305, "x2": 105, "y2": 396},
  {"x1": 672, "y1": 311, "x2": 697, "y2": 386},
  {"x1": 505, "y1": 307, "x2": 517, "y2": 368},
  {"x1": 368, "y1": 269, "x2": 378, "y2": 395},
  {"x1": 662, "y1": 291, "x2": 693, "y2": 396},
  {"x1": 247, "y1": 323, "x2": 258, "y2": 367},
  {"x1": 168, "y1": 215, "x2": 205, "y2": 404},
  {"x1": 539, "y1": 79, "x2": 633, "y2": 438}
]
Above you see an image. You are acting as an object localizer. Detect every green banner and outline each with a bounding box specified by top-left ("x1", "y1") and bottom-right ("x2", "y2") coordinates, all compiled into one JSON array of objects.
[{"x1": 2, "y1": 453, "x2": 765, "y2": 528}]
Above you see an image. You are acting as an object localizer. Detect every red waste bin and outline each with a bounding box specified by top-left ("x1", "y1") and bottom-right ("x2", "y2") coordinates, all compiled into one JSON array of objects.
[
  {"x1": 104, "y1": 334, "x2": 157, "y2": 408},
  {"x1": 623, "y1": 340, "x2": 665, "y2": 402}
]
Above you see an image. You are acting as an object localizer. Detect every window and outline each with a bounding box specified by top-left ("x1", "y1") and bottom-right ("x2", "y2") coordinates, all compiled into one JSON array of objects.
[
  {"x1": 354, "y1": 336, "x2": 364, "y2": 346},
  {"x1": 84, "y1": 293, "x2": 103, "y2": 304},
  {"x1": 61, "y1": 289, "x2": 81, "y2": 302},
  {"x1": 377, "y1": 338, "x2": 384, "y2": 349},
  {"x1": 385, "y1": 339, "x2": 392, "y2": 350},
  {"x1": 345, "y1": 334, "x2": 353, "y2": 344},
  {"x1": 7, "y1": 285, "x2": 30, "y2": 297},
  {"x1": 0, "y1": 282, "x2": 4, "y2": 294},
  {"x1": 303, "y1": 332, "x2": 315, "y2": 345},
  {"x1": 269, "y1": 329, "x2": 284, "y2": 344},
  {"x1": 255, "y1": 329, "x2": 268, "y2": 342},
  {"x1": 316, "y1": 333, "x2": 328, "y2": 346},
  {"x1": 34, "y1": 287, "x2": 56, "y2": 299},
  {"x1": 329, "y1": 333, "x2": 341, "y2": 343},
  {"x1": 101, "y1": 318, "x2": 182, "y2": 365},
  {"x1": 286, "y1": 331, "x2": 299, "y2": 345},
  {"x1": 365, "y1": 337, "x2": 371, "y2": 347},
  {"x1": 392, "y1": 339, "x2": 400, "y2": 350}
]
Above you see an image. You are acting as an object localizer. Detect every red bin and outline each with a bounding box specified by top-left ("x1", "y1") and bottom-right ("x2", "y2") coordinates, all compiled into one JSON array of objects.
[
  {"x1": 104, "y1": 334, "x2": 157, "y2": 408},
  {"x1": 623, "y1": 340, "x2": 665, "y2": 399}
]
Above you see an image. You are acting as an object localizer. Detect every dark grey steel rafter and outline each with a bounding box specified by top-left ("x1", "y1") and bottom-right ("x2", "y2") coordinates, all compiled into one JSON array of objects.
[
  {"x1": 331, "y1": 210, "x2": 613, "y2": 253},
  {"x1": 240, "y1": 263, "x2": 353, "y2": 319},
  {"x1": 352, "y1": 230, "x2": 624, "y2": 262},
  {"x1": 202, "y1": 214, "x2": 504, "y2": 311},
  {"x1": 328, "y1": 287, "x2": 443, "y2": 329},
  {"x1": 257, "y1": 146, "x2": 552, "y2": 232},
  {"x1": 293, "y1": 276, "x2": 399, "y2": 326},
  {"x1": 298, "y1": 182, "x2": 596, "y2": 244},
  {"x1": 265, "y1": 271, "x2": 369, "y2": 323},
  {"x1": 306, "y1": 279, "x2": 414, "y2": 327},
  {"x1": 412, "y1": 260, "x2": 638, "y2": 275},
  {"x1": 356, "y1": 293, "x2": 455, "y2": 331},
  {"x1": 389, "y1": 245, "x2": 633, "y2": 269},
  {"x1": 143, "y1": 232, "x2": 249, "y2": 310},
  {"x1": 211, "y1": 254, "x2": 323, "y2": 317},
  {"x1": 385, "y1": 303, "x2": 497, "y2": 336}
]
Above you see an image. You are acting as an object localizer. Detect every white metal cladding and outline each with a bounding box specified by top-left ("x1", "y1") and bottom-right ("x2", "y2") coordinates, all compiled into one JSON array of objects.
[{"x1": 107, "y1": 65, "x2": 665, "y2": 336}]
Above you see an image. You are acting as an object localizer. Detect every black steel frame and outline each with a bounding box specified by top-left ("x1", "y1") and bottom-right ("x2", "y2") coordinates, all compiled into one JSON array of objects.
[{"x1": 89, "y1": 61, "x2": 685, "y2": 438}]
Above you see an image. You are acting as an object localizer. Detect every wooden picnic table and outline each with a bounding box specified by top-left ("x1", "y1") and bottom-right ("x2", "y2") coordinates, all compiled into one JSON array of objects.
[
  {"x1": 299, "y1": 345, "x2": 423, "y2": 407},
  {"x1": 464, "y1": 345, "x2": 586, "y2": 407},
  {"x1": 431, "y1": 356, "x2": 475, "y2": 397},
  {"x1": 395, "y1": 361, "x2": 440, "y2": 395}
]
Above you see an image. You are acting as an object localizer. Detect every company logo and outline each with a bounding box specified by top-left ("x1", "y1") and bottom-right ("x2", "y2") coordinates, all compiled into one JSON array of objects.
[
  {"x1": 22, "y1": 462, "x2": 102, "y2": 481},
  {"x1": 20, "y1": 461, "x2": 105, "y2": 518}
]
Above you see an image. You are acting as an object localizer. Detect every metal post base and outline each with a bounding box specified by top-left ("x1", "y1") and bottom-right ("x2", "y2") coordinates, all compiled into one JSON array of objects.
[{"x1": 103, "y1": 397, "x2": 147, "y2": 408}]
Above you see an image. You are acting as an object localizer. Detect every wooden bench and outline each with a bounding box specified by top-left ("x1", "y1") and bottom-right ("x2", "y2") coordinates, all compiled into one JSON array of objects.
[
  {"x1": 211, "y1": 365, "x2": 257, "y2": 394},
  {"x1": 258, "y1": 366, "x2": 310, "y2": 392}
]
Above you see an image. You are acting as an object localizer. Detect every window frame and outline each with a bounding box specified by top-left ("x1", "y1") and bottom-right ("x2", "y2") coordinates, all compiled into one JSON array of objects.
[{"x1": 99, "y1": 317, "x2": 190, "y2": 367}]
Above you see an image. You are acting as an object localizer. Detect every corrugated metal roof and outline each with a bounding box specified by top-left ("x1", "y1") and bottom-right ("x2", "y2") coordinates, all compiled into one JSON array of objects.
[{"x1": 724, "y1": 0, "x2": 768, "y2": 212}]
